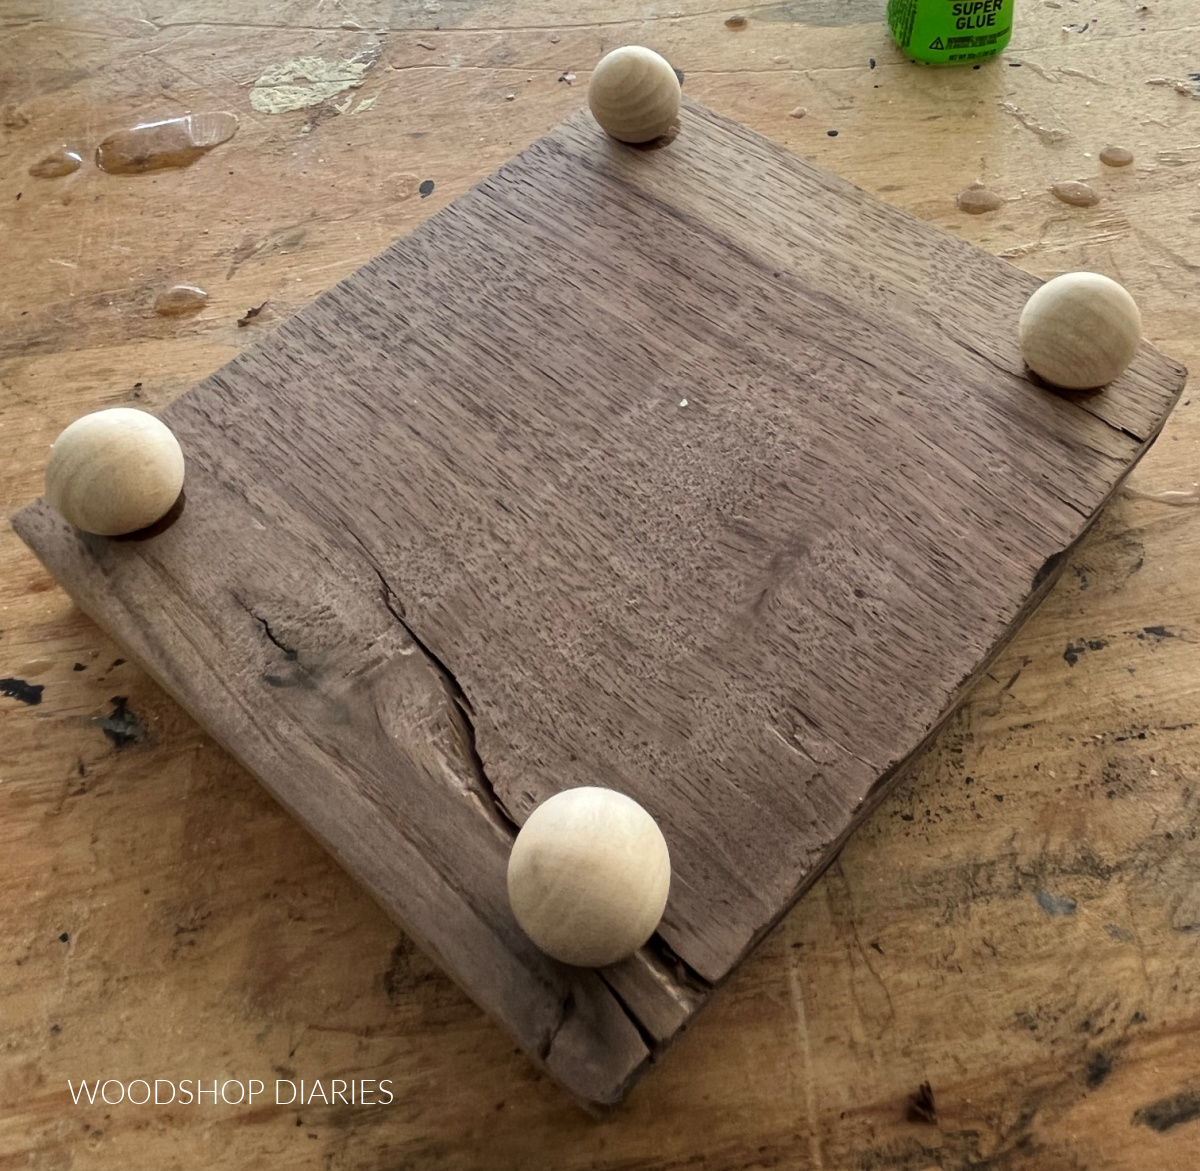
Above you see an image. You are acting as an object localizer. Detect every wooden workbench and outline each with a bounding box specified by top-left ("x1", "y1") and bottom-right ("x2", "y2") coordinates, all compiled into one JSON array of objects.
[{"x1": 2, "y1": 0, "x2": 1199, "y2": 1166}]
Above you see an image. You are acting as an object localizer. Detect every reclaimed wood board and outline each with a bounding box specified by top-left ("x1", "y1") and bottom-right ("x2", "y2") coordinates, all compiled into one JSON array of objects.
[{"x1": 11, "y1": 99, "x2": 1186, "y2": 1107}]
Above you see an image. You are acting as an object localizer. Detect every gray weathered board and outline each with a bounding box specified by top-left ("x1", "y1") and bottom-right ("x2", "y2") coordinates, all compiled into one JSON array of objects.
[{"x1": 12, "y1": 100, "x2": 1186, "y2": 1107}]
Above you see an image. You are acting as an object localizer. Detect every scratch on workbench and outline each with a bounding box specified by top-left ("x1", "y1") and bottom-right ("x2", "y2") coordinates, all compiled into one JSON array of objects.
[
  {"x1": 999, "y1": 101, "x2": 1070, "y2": 143},
  {"x1": 1010, "y1": 60, "x2": 1106, "y2": 85},
  {"x1": 836, "y1": 863, "x2": 898, "y2": 1034},
  {"x1": 1123, "y1": 482, "x2": 1200, "y2": 506},
  {"x1": 1133, "y1": 228, "x2": 1200, "y2": 273},
  {"x1": 1010, "y1": 59, "x2": 1058, "y2": 83},
  {"x1": 134, "y1": 5, "x2": 813, "y2": 35},
  {"x1": 384, "y1": 62, "x2": 871, "y2": 77},
  {"x1": 1147, "y1": 76, "x2": 1200, "y2": 98},
  {"x1": 1060, "y1": 67, "x2": 1106, "y2": 85},
  {"x1": 146, "y1": 54, "x2": 277, "y2": 135},
  {"x1": 1121, "y1": 885, "x2": 1153, "y2": 996},
  {"x1": 1157, "y1": 144, "x2": 1200, "y2": 166},
  {"x1": 998, "y1": 210, "x2": 1109, "y2": 259},
  {"x1": 786, "y1": 945, "x2": 826, "y2": 1170},
  {"x1": 119, "y1": 11, "x2": 1200, "y2": 40}
]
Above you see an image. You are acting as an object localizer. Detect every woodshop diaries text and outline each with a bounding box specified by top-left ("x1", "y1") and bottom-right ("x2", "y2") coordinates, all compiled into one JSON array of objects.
[{"x1": 67, "y1": 1078, "x2": 395, "y2": 1106}]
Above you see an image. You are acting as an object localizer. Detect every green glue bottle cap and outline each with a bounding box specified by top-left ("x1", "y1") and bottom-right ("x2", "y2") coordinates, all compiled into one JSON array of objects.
[{"x1": 887, "y1": 0, "x2": 1014, "y2": 64}]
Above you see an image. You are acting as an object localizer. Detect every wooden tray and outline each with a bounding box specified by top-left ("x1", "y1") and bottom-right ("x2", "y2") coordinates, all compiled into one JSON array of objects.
[{"x1": 12, "y1": 100, "x2": 1185, "y2": 1107}]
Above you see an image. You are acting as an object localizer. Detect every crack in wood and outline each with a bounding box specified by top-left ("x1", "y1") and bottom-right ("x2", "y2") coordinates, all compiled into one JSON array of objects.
[
  {"x1": 367, "y1": 563, "x2": 520, "y2": 835},
  {"x1": 640, "y1": 934, "x2": 711, "y2": 995},
  {"x1": 537, "y1": 989, "x2": 576, "y2": 1061},
  {"x1": 596, "y1": 972, "x2": 658, "y2": 1055},
  {"x1": 350, "y1": 563, "x2": 708, "y2": 1060},
  {"x1": 355, "y1": 563, "x2": 712, "y2": 1061},
  {"x1": 252, "y1": 614, "x2": 298, "y2": 659},
  {"x1": 233, "y1": 594, "x2": 299, "y2": 659}
]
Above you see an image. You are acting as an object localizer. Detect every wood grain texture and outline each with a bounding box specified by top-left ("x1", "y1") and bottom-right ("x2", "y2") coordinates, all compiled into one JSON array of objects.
[{"x1": 10, "y1": 97, "x2": 1186, "y2": 1104}]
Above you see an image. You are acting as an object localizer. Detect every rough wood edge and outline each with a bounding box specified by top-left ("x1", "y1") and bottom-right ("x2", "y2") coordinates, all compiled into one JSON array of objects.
[
  {"x1": 6, "y1": 499, "x2": 664, "y2": 1112},
  {"x1": 591, "y1": 387, "x2": 1186, "y2": 1107}
]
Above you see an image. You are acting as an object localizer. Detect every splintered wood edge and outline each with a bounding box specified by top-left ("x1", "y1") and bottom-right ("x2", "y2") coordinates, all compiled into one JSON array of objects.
[{"x1": 8, "y1": 102, "x2": 1188, "y2": 1109}]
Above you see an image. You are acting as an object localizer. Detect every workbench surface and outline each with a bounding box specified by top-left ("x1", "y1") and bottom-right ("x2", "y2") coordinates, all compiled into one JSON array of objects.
[{"x1": 2, "y1": 1, "x2": 1199, "y2": 1167}]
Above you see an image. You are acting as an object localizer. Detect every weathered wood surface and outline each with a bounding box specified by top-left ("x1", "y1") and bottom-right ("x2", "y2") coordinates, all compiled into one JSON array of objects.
[
  {"x1": 9, "y1": 98, "x2": 1186, "y2": 1104},
  {"x1": 4, "y1": 0, "x2": 1200, "y2": 1162}
]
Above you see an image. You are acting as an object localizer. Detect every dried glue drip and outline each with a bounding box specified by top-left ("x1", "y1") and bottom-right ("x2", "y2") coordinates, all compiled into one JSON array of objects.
[
  {"x1": 1051, "y1": 180, "x2": 1100, "y2": 207},
  {"x1": 1100, "y1": 144, "x2": 1134, "y2": 167},
  {"x1": 999, "y1": 101, "x2": 1069, "y2": 143},
  {"x1": 154, "y1": 285, "x2": 208, "y2": 315},
  {"x1": 957, "y1": 181, "x2": 1003, "y2": 214},
  {"x1": 1123, "y1": 482, "x2": 1200, "y2": 506},
  {"x1": 96, "y1": 112, "x2": 238, "y2": 174},
  {"x1": 29, "y1": 148, "x2": 83, "y2": 178}
]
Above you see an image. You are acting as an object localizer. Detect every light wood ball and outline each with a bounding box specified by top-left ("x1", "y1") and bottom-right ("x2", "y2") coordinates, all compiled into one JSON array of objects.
[
  {"x1": 45, "y1": 408, "x2": 185, "y2": 535},
  {"x1": 1018, "y1": 271, "x2": 1142, "y2": 389},
  {"x1": 507, "y1": 787, "x2": 671, "y2": 968},
  {"x1": 588, "y1": 46, "x2": 681, "y2": 144}
]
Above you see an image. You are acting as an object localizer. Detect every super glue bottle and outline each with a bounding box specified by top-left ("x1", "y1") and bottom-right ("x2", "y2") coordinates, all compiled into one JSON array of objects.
[{"x1": 887, "y1": 0, "x2": 1014, "y2": 64}]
